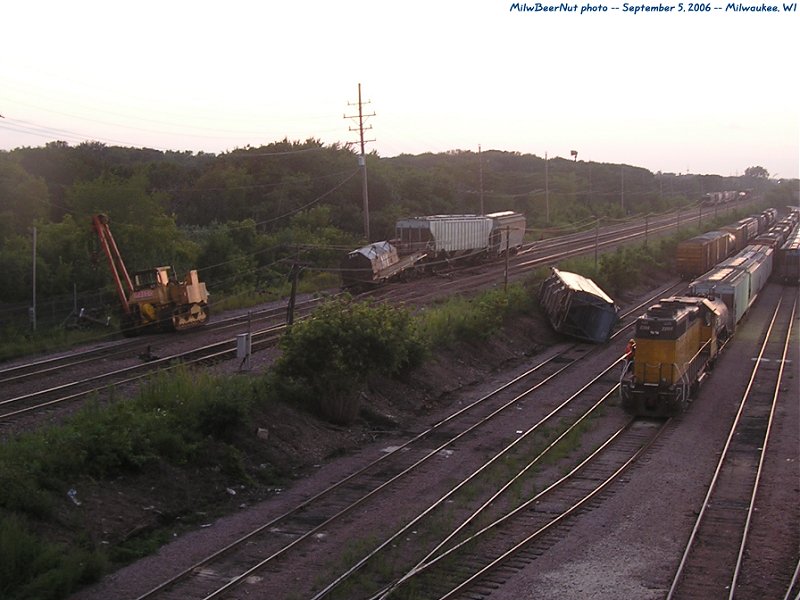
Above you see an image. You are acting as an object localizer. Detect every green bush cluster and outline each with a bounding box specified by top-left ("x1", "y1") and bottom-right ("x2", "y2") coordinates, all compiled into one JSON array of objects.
[{"x1": 273, "y1": 297, "x2": 426, "y2": 423}]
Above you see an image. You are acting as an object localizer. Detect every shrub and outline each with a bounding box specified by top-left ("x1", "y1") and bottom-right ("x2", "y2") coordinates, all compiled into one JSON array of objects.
[{"x1": 274, "y1": 297, "x2": 426, "y2": 423}]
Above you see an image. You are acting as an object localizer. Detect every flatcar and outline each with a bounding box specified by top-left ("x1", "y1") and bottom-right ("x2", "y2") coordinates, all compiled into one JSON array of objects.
[
  {"x1": 539, "y1": 267, "x2": 619, "y2": 343},
  {"x1": 620, "y1": 296, "x2": 729, "y2": 416}
]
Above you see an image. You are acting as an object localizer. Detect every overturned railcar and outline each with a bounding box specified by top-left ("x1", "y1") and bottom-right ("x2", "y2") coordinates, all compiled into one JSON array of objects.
[{"x1": 539, "y1": 268, "x2": 619, "y2": 343}]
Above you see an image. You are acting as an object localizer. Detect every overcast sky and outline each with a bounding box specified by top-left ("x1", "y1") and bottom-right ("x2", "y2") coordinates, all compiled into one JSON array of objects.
[{"x1": 2, "y1": 0, "x2": 798, "y2": 179}]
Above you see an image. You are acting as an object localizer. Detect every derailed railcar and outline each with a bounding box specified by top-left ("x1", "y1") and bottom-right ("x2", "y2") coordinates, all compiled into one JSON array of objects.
[
  {"x1": 340, "y1": 242, "x2": 425, "y2": 290},
  {"x1": 539, "y1": 268, "x2": 619, "y2": 343},
  {"x1": 620, "y1": 296, "x2": 729, "y2": 417}
]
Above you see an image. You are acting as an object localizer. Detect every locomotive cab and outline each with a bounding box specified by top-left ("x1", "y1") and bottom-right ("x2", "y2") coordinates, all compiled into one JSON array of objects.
[{"x1": 621, "y1": 296, "x2": 728, "y2": 417}]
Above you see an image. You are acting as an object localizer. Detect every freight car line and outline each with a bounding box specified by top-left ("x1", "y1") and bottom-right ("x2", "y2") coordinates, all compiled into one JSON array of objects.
[
  {"x1": 131, "y1": 287, "x2": 680, "y2": 600},
  {"x1": 666, "y1": 288, "x2": 797, "y2": 600},
  {"x1": 360, "y1": 201, "x2": 747, "y2": 300}
]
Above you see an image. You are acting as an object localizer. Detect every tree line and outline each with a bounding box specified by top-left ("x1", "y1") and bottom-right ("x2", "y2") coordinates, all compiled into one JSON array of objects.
[{"x1": 0, "y1": 138, "x2": 781, "y2": 330}]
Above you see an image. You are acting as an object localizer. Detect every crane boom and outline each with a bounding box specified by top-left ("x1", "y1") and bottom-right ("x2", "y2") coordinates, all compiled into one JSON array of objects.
[{"x1": 92, "y1": 214, "x2": 133, "y2": 314}]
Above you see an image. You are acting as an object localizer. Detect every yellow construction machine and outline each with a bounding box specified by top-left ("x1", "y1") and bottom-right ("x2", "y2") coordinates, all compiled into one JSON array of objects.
[{"x1": 92, "y1": 214, "x2": 210, "y2": 335}]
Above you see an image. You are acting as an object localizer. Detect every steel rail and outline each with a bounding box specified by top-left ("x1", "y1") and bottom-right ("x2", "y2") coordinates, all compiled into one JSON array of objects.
[
  {"x1": 310, "y1": 357, "x2": 629, "y2": 600},
  {"x1": 369, "y1": 383, "x2": 628, "y2": 600},
  {"x1": 0, "y1": 297, "x2": 321, "y2": 385},
  {"x1": 666, "y1": 292, "x2": 790, "y2": 599},
  {"x1": 129, "y1": 283, "x2": 681, "y2": 599},
  {"x1": 133, "y1": 344, "x2": 577, "y2": 600},
  {"x1": 432, "y1": 418, "x2": 669, "y2": 600},
  {"x1": 729, "y1": 295, "x2": 797, "y2": 599}
]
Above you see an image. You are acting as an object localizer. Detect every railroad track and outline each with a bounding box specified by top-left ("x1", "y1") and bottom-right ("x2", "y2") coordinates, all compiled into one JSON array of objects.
[
  {"x1": 129, "y1": 283, "x2": 685, "y2": 600},
  {"x1": 369, "y1": 418, "x2": 669, "y2": 600},
  {"x1": 0, "y1": 298, "x2": 323, "y2": 425},
  {"x1": 667, "y1": 286, "x2": 798, "y2": 600},
  {"x1": 0, "y1": 297, "x2": 321, "y2": 385},
  {"x1": 371, "y1": 205, "x2": 726, "y2": 306}
]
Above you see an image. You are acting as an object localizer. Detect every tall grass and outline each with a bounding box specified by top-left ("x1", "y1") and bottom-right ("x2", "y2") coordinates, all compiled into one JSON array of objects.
[
  {"x1": 416, "y1": 282, "x2": 539, "y2": 348},
  {"x1": 0, "y1": 367, "x2": 263, "y2": 600}
]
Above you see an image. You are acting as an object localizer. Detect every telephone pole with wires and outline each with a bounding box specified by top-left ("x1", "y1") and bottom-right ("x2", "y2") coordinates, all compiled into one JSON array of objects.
[{"x1": 344, "y1": 83, "x2": 375, "y2": 241}]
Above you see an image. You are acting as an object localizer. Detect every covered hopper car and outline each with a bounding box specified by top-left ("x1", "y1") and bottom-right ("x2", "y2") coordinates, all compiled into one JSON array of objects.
[
  {"x1": 539, "y1": 267, "x2": 619, "y2": 343},
  {"x1": 395, "y1": 212, "x2": 526, "y2": 260},
  {"x1": 341, "y1": 211, "x2": 526, "y2": 289}
]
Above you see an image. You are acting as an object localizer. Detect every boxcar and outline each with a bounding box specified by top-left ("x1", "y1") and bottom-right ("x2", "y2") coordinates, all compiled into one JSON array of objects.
[
  {"x1": 675, "y1": 231, "x2": 734, "y2": 279},
  {"x1": 721, "y1": 222, "x2": 750, "y2": 252},
  {"x1": 539, "y1": 268, "x2": 618, "y2": 343},
  {"x1": 775, "y1": 227, "x2": 800, "y2": 284}
]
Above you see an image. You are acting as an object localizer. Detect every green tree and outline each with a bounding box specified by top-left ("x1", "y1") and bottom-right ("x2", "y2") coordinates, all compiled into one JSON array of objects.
[
  {"x1": 274, "y1": 298, "x2": 426, "y2": 423},
  {"x1": 744, "y1": 166, "x2": 769, "y2": 178},
  {"x1": 67, "y1": 173, "x2": 198, "y2": 274},
  {"x1": 0, "y1": 154, "x2": 50, "y2": 238}
]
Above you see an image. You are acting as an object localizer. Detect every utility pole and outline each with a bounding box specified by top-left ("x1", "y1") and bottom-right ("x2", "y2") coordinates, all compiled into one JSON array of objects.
[
  {"x1": 31, "y1": 226, "x2": 37, "y2": 332},
  {"x1": 344, "y1": 83, "x2": 375, "y2": 241},
  {"x1": 545, "y1": 152, "x2": 549, "y2": 225},
  {"x1": 620, "y1": 165, "x2": 625, "y2": 213},
  {"x1": 478, "y1": 144, "x2": 484, "y2": 214}
]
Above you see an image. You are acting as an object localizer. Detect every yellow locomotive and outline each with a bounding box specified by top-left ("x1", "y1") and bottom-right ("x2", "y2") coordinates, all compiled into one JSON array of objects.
[{"x1": 620, "y1": 296, "x2": 729, "y2": 417}]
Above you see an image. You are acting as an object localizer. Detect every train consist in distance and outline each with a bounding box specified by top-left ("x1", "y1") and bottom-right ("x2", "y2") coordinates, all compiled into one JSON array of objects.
[
  {"x1": 621, "y1": 207, "x2": 799, "y2": 417},
  {"x1": 340, "y1": 211, "x2": 526, "y2": 290}
]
